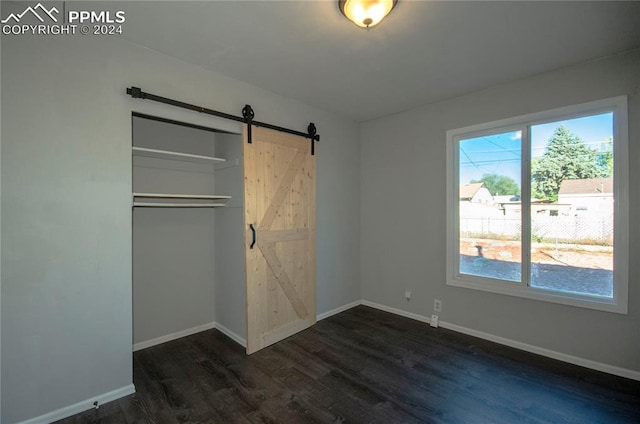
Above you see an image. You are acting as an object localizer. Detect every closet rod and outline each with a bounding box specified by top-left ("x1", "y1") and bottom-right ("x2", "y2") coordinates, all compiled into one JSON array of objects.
[
  {"x1": 133, "y1": 203, "x2": 227, "y2": 208},
  {"x1": 126, "y1": 87, "x2": 320, "y2": 153}
]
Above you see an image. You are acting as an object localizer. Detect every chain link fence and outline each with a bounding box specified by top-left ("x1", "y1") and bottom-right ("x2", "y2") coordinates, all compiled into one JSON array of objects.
[{"x1": 460, "y1": 215, "x2": 613, "y2": 245}]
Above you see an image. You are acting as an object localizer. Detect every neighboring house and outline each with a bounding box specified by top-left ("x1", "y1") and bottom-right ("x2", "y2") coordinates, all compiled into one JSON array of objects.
[
  {"x1": 558, "y1": 177, "x2": 613, "y2": 216},
  {"x1": 494, "y1": 195, "x2": 571, "y2": 217},
  {"x1": 460, "y1": 182, "x2": 493, "y2": 204},
  {"x1": 493, "y1": 195, "x2": 522, "y2": 216},
  {"x1": 459, "y1": 183, "x2": 501, "y2": 226},
  {"x1": 493, "y1": 195, "x2": 520, "y2": 204}
]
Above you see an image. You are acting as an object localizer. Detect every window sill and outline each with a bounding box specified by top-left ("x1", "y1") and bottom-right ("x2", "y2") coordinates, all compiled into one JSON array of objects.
[{"x1": 447, "y1": 276, "x2": 627, "y2": 314}]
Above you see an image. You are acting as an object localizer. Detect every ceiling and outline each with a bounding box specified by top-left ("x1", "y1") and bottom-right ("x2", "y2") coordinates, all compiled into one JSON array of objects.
[{"x1": 118, "y1": 1, "x2": 640, "y2": 122}]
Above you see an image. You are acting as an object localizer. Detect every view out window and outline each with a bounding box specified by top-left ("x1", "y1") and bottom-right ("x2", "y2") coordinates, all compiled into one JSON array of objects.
[{"x1": 446, "y1": 97, "x2": 628, "y2": 313}]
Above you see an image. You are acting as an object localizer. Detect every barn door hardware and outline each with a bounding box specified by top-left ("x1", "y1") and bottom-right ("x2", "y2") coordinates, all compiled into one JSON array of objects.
[
  {"x1": 126, "y1": 86, "x2": 320, "y2": 154},
  {"x1": 242, "y1": 105, "x2": 255, "y2": 144},
  {"x1": 307, "y1": 123, "x2": 318, "y2": 155}
]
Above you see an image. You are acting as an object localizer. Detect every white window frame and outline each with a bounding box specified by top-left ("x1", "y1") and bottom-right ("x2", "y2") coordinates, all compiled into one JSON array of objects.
[{"x1": 446, "y1": 96, "x2": 628, "y2": 314}]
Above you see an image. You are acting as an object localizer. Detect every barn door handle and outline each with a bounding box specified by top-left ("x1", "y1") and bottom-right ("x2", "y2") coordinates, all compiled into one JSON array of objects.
[{"x1": 249, "y1": 224, "x2": 256, "y2": 249}]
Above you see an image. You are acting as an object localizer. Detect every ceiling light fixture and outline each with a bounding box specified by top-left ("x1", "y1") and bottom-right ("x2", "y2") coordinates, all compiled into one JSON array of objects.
[{"x1": 339, "y1": 0, "x2": 397, "y2": 29}]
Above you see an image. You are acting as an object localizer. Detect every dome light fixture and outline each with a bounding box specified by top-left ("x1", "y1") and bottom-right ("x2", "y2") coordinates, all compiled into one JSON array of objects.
[{"x1": 339, "y1": 0, "x2": 398, "y2": 29}]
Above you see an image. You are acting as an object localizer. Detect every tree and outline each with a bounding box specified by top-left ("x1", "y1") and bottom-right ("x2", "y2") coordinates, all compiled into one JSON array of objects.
[
  {"x1": 471, "y1": 173, "x2": 520, "y2": 196},
  {"x1": 532, "y1": 125, "x2": 607, "y2": 202}
]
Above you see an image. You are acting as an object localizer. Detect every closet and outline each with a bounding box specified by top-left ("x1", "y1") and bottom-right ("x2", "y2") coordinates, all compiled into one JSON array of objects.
[
  {"x1": 132, "y1": 113, "x2": 244, "y2": 350},
  {"x1": 131, "y1": 111, "x2": 316, "y2": 354}
]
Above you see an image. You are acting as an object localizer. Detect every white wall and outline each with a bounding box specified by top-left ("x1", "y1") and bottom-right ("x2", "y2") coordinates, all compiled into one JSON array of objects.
[
  {"x1": 1, "y1": 32, "x2": 360, "y2": 424},
  {"x1": 360, "y1": 49, "x2": 640, "y2": 373}
]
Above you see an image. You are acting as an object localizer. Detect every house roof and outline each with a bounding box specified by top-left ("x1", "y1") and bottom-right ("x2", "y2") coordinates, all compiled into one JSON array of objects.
[
  {"x1": 460, "y1": 183, "x2": 485, "y2": 200},
  {"x1": 558, "y1": 178, "x2": 613, "y2": 195}
]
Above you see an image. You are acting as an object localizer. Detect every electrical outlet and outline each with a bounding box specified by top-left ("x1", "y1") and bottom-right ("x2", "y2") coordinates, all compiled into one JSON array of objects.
[
  {"x1": 434, "y1": 299, "x2": 442, "y2": 312},
  {"x1": 430, "y1": 314, "x2": 439, "y2": 328},
  {"x1": 405, "y1": 290, "x2": 412, "y2": 301}
]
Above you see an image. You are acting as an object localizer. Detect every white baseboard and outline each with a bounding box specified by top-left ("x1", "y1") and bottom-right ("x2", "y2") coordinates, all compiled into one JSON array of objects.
[
  {"x1": 214, "y1": 322, "x2": 247, "y2": 348},
  {"x1": 438, "y1": 320, "x2": 640, "y2": 381},
  {"x1": 212, "y1": 300, "x2": 364, "y2": 348},
  {"x1": 317, "y1": 300, "x2": 362, "y2": 321},
  {"x1": 213, "y1": 299, "x2": 364, "y2": 348},
  {"x1": 361, "y1": 300, "x2": 431, "y2": 324},
  {"x1": 360, "y1": 300, "x2": 640, "y2": 382},
  {"x1": 133, "y1": 321, "x2": 216, "y2": 352},
  {"x1": 17, "y1": 384, "x2": 135, "y2": 424}
]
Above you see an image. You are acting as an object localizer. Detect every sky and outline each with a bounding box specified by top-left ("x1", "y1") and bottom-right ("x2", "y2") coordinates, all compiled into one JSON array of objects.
[{"x1": 459, "y1": 112, "x2": 613, "y2": 186}]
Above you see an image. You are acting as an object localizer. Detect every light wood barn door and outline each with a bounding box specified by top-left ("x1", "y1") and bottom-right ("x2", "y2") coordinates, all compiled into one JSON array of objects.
[{"x1": 243, "y1": 125, "x2": 316, "y2": 354}]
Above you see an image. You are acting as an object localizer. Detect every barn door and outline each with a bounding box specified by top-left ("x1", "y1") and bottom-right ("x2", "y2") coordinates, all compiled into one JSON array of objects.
[{"x1": 243, "y1": 125, "x2": 316, "y2": 354}]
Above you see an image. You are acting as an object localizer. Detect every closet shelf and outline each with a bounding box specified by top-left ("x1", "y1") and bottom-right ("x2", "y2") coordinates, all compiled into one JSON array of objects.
[
  {"x1": 133, "y1": 202, "x2": 227, "y2": 208},
  {"x1": 133, "y1": 147, "x2": 226, "y2": 164},
  {"x1": 133, "y1": 193, "x2": 232, "y2": 200}
]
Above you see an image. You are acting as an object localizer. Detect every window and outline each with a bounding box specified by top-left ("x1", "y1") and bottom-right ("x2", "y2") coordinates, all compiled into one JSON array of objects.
[{"x1": 446, "y1": 97, "x2": 628, "y2": 313}]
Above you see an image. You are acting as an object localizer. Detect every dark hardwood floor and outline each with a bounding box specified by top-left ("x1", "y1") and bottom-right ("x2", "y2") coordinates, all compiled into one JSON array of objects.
[{"x1": 56, "y1": 306, "x2": 640, "y2": 424}]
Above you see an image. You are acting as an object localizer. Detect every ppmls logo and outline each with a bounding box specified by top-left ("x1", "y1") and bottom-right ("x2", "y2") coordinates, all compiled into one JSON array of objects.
[
  {"x1": 2, "y1": 2, "x2": 125, "y2": 36},
  {"x1": 1, "y1": 3, "x2": 59, "y2": 24}
]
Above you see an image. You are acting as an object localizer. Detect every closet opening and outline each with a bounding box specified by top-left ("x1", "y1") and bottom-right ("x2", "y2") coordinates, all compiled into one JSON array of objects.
[{"x1": 131, "y1": 113, "x2": 246, "y2": 352}]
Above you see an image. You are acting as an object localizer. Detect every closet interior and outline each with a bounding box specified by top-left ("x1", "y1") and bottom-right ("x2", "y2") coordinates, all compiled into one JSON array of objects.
[{"x1": 132, "y1": 113, "x2": 246, "y2": 350}]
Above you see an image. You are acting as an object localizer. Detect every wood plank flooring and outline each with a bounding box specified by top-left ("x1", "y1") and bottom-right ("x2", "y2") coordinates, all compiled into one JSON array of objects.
[{"x1": 56, "y1": 306, "x2": 640, "y2": 424}]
